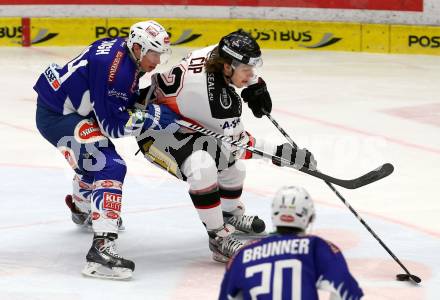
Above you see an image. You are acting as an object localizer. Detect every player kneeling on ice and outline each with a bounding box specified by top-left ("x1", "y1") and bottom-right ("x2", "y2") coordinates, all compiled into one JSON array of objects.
[
  {"x1": 136, "y1": 30, "x2": 316, "y2": 263},
  {"x1": 34, "y1": 20, "x2": 178, "y2": 279},
  {"x1": 219, "y1": 186, "x2": 364, "y2": 300}
]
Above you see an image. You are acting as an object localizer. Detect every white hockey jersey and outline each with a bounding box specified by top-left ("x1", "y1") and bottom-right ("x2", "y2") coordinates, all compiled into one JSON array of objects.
[{"x1": 151, "y1": 45, "x2": 245, "y2": 139}]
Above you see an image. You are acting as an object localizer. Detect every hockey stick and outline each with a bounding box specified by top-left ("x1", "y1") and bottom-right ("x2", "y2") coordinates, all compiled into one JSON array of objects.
[
  {"x1": 264, "y1": 112, "x2": 421, "y2": 284},
  {"x1": 175, "y1": 119, "x2": 393, "y2": 190}
]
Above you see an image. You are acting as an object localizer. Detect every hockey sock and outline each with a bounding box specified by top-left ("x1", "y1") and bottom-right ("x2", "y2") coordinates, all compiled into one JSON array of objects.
[{"x1": 189, "y1": 187, "x2": 223, "y2": 230}]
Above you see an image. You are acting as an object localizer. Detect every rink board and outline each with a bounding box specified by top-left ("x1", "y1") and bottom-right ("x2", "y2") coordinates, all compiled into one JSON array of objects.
[
  {"x1": 0, "y1": 0, "x2": 424, "y2": 11},
  {"x1": 0, "y1": 17, "x2": 439, "y2": 55}
]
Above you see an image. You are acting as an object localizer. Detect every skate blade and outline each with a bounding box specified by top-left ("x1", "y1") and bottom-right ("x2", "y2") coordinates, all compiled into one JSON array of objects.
[
  {"x1": 82, "y1": 262, "x2": 133, "y2": 280},
  {"x1": 77, "y1": 222, "x2": 125, "y2": 232},
  {"x1": 211, "y1": 252, "x2": 229, "y2": 263}
]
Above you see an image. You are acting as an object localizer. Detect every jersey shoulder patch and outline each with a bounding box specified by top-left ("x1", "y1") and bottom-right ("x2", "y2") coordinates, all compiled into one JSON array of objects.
[
  {"x1": 325, "y1": 239, "x2": 341, "y2": 254},
  {"x1": 307, "y1": 234, "x2": 341, "y2": 254}
]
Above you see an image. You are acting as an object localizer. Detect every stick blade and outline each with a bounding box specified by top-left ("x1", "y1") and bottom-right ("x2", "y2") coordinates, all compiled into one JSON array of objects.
[
  {"x1": 396, "y1": 273, "x2": 421, "y2": 283},
  {"x1": 347, "y1": 163, "x2": 394, "y2": 189}
]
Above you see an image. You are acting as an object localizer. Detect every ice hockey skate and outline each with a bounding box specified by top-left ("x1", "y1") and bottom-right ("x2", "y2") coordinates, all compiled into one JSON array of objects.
[
  {"x1": 65, "y1": 195, "x2": 125, "y2": 231},
  {"x1": 208, "y1": 224, "x2": 245, "y2": 263},
  {"x1": 82, "y1": 233, "x2": 135, "y2": 280},
  {"x1": 223, "y1": 207, "x2": 266, "y2": 237}
]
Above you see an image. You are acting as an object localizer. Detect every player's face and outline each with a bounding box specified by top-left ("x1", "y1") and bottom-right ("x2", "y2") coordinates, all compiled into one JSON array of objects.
[
  {"x1": 140, "y1": 50, "x2": 161, "y2": 73},
  {"x1": 227, "y1": 63, "x2": 256, "y2": 88}
]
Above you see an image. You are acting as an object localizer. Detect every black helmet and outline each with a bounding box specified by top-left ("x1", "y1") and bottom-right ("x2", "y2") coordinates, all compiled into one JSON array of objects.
[{"x1": 218, "y1": 30, "x2": 262, "y2": 66}]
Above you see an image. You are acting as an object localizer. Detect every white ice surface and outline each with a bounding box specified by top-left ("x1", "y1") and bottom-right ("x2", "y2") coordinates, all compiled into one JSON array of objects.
[{"x1": 0, "y1": 46, "x2": 439, "y2": 299}]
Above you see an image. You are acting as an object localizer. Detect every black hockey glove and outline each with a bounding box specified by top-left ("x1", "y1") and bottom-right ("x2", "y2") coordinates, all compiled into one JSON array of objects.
[
  {"x1": 241, "y1": 78, "x2": 272, "y2": 118},
  {"x1": 137, "y1": 86, "x2": 150, "y2": 104},
  {"x1": 272, "y1": 143, "x2": 317, "y2": 170}
]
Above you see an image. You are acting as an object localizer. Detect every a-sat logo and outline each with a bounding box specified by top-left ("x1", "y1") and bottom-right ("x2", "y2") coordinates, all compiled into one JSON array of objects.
[
  {"x1": 221, "y1": 118, "x2": 241, "y2": 130},
  {"x1": 1, "y1": 26, "x2": 58, "y2": 44},
  {"x1": 408, "y1": 35, "x2": 440, "y2": 48},
  {"x1": 95, "y1": 26, "x2": 201, "y2": 45}
]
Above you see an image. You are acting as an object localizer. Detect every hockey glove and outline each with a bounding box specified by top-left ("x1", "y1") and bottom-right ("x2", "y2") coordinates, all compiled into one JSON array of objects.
[
  {"x1": 273, "y1": 143, "x2": 317, "y2": 170},
  {"x1": 137, "y1": 86, "x2": 150, "y2": 105},
  {"x1": 241, "y1": 78, "x2": 272, "y2": 118},
  {"x1": 142, "y1": 104, "x2": 178, "y2": 131},
  {"x1": 229, "y1": 131, "x2": 255, "y2": 159}
]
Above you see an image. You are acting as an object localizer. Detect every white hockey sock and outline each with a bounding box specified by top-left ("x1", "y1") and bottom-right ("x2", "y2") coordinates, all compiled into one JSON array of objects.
[
  {"x1": 91, "y1": 180, "x2": 123, "y2": 234},
  {"x1": 196, "y1": 205, "x2": 224, "y2": 230},
  {"x1": 72, "y1": 174, "x2": 93, "y2": 213},
  {"x1": 221, "y1": 198, "x2": 245, "y2": 215}
]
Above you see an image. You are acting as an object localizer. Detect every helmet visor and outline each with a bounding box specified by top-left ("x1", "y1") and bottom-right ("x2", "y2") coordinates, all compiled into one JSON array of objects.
[
  {"x1": 231, "y1": 59, "x2": 262, "y2": 84},
  {"x1": 247, "y1": 56, "x2": 263, "y2": 67},
  {"x1": 146, "y1": 48, "x2": 172, "y2": 65}
]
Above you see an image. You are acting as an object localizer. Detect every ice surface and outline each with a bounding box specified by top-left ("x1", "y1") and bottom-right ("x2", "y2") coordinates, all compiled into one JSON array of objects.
[{"x1": 0, "y1": 46, "x2": 439, "y2": 299}]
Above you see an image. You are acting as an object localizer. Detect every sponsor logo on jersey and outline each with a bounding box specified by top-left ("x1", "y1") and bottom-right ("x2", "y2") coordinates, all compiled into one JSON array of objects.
[
  {"x1": 100, "y1": 180, "x2": 114, "y2": 188},
  {"x1": 220, "y1": 88, "x2": 232, "y2": 109},
  {"x1": 108, "y1": 88, "x2": 128, "y2": 101},
  {"x1": 106, "y1": 211, "x2": 119, "y2": 219},
  {"x1": 44, "y1": 64, "x2": 61, "y2": 91},
  {"x1": 221, "y1": 118, "x2": 241, "y2": 130},
  {"x1": 103, "y1": 192, "x2": 122, "y2": 212},
  {"x1": 73, "y1": 195, "x2": 85, "y2": 203},
  {"x1": 207, "y1": 72, "x2": 216, "y2": 102},
  {"x1": 280, "y1": 214, "x2": 295, "y2": 223},
  {"x1": 78, "y1": 180, "x2": 92, "y2": 190},
  {"x1": 74, "y1": 119, "x2": 106, "y2": 143},
  {"x1": 92, "y1": 212, "x2": 101, "y2": 220},
  {"x1": 95, "y1": 180, "x2": 123, "y2": 189},
  {"x1": 130, "y1": 70, "x2": 139, "y2": 93},
  {"x1": 206, "y1": 72, "x2": 242, "y2": 119},
  {"x1": 108, "y1": 50, "x2": 124, "y2": 83},
  {"x1": 79, "y1": 122, "x2": 102, "y2": 139}
]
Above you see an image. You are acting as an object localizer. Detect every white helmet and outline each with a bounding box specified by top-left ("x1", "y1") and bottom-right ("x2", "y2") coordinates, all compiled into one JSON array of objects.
[
  {"x1": 272, "y1": 186, "x2": 315, "y2": 231},
  {"x1": 127, "y1": 20, "x2": 171, "y2": 64}
]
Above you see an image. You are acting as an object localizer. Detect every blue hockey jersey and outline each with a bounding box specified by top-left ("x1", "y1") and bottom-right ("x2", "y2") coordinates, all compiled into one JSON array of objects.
[
  {"x1": 34, "y1": 37, "x2": 141, "y2": 138},
  {"x1": 219, "y1": 234, "x2": 363, "y2": 300}
]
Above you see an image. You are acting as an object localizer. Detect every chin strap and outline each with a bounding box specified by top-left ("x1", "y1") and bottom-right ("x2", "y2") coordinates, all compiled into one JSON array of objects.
[{"x1": 127, "y1": 44, "x2": 146, "y2": 72}]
